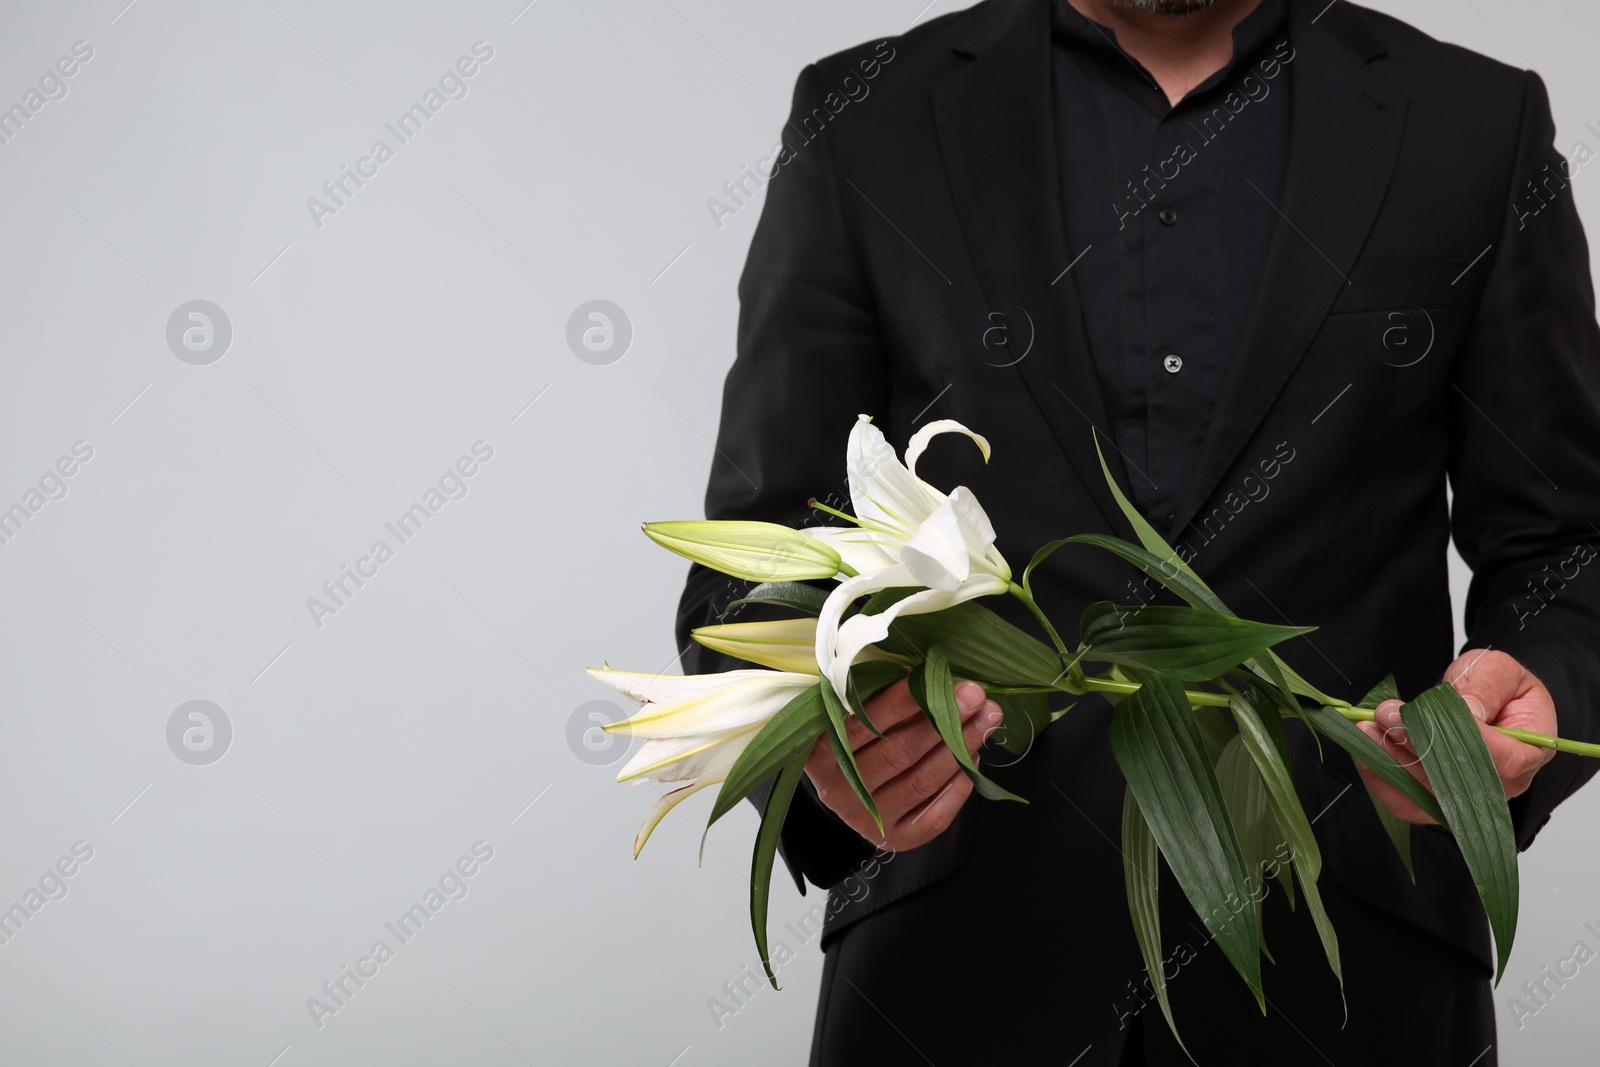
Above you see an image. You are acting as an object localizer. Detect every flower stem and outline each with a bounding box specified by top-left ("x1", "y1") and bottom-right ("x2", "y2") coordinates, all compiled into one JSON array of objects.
[
  {"x1": 983, "y1": 676, "x2": 1231, "y2": 708},
  {"x1": 1326, "y1": 702, "x2": 1600, "y2": 758},
  {"x1": 1080, "y1": 675, "x2": 1232, "y2": 707},
  {"x1": 990, "y1": 672, "x2": 1600, "y2": 758},
  {"x1": 1490, "y1": 726, "x2": 1600, "y2": 757},
  {"x1": 1007, "y1": 582, "x2": 1074, "y2": 666}
]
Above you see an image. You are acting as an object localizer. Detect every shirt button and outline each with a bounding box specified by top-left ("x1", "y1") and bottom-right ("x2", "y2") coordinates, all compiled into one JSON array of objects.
[
  {"x1": 1163, "y1": 354, "x2": 1183, "y2": 374},
  {"x1": 1158, "y1": 207, "x2": 1178, "y2": 226}
]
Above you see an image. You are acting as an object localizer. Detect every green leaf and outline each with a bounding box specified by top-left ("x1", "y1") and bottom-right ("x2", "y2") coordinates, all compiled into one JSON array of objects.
[
  {"x1": 1216, "y1": 737, "x2": 1276, "y2": 936},
  {"x1": 989, "y1": 690, "x2": 1055, "y2": 756},
  {"x1": 721, "y1": 581, "x2": 830, "y2": 617},
  {"x1": 908, "y1": 645, "x2": 1026, "y2": 803},
  {"x1": 750, "y1": 750, "x2": 808, "y2": 988},
  {"x1": 1085, "y1": 437, "x2": 1333, "y2": 716},
  {"x1": 704, "y1": 662, "x2": 904, "y2": 841},
  {"x1": 1229, "y1": 688, "x2": 1343, "y2": 1006},
  {"x1": 1121, "y1": 786, "x2": 1189, "y2": 1057},
  {"x1": 841, "y1": 659, "x2": 909, "y2": 739},
  {"x1": 1192, "y1": 705, "x2": 1238, "y2": 769},
  {"x1": 866, "y1": 590, "x2": 1064, "y2": 687},
  {"x1": 1110, "y1": 674, "x2": 1263, "y2": 1011},
  {"x1": 1401, "y1": 684, "x2": 1519, "y2": 982},
  {"x1": 821, "y1": 678, "x2": 882, "y2": 835},
  {"x1": 1275, "y1": 854, "x2": 1297, "y2": 912},
  {"x1": 1360, "y1": 674, "x2": 1401, "y2": 708},
  {"x1": 1242, "y1": 653, "x2": 1319, "y2": 749},
  {"x1": 1093, "y1": 436, "x2": 1220, "y2": 603},
  {"x1": 1300, "y1": 704, "x2": 1447, "y2": 825},
  {"x1": 1355, "y1": 674, "x2": 1415, "y2": 882},
  {"x1": 1081, "y1": 602, "x2": 1314, "y2": 682},
  {"x1": 1230, "y1": 689, "x2": 1318, "y2": 879},
  {"x1": 1021, "y1": 538, "x2": 1073, "y2": 601},
  {"x1": 1044, "y1": 530, "x2": 1316, "y2": 740},
  {"x1": 1254, "y1": 652, "x2": 1342, "y2": 709},
  {"x1": 852, "y1": 661, "x2": 910, "y2": 701},
  {"x1": 843, "y1": 675, "x2": 889, "y2": 741},
  {"x1": 706, "y1": 684, "x2": 826, "y2": 834},
  {"x1": 1293, "y1": 862, "x2": 1345, "y2": 1023},
  {"x1": 1055, "y1": 533, "x2": 1229, "y2": 615},
  {"x1": 1368, "y1": 788, "x2": 1416, "y2": 884}
]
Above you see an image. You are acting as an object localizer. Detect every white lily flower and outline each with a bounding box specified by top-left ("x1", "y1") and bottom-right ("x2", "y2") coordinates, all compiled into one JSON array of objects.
[
  {"x1": 811, "y1": 415, "x2": 1012, "y2": 704},
  {"x1": 588, "y1": 666, "x2": 817, "y2": 856}
]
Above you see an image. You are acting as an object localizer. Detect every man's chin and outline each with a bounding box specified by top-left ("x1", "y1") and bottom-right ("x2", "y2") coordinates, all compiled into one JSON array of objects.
[{"x1": 1109, "y1": 0, "x2": 1219, "y2": 14}]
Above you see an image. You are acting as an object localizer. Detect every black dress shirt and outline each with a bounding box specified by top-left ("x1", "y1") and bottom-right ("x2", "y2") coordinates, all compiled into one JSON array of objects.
[{"x1": 1053, "y1": 0, "x2": 1293, "y2": 526}]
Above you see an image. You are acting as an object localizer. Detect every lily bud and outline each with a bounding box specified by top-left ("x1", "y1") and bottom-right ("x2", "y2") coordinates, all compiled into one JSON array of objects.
[
  {"x1": 693, "y1": 617, "x2": 903, "y2": 675},
  {"x1": 643, "y1": 520, "x2": 842, "y2": 582}
]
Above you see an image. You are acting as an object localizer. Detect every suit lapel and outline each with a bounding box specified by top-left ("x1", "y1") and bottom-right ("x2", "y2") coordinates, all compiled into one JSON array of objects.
[
  {"x1": 1169, "y1": 0, "x2": 1407, "y2": 536},
  {"x1": 931, "y1": 0, "x2": 1133, "y2": 535}
]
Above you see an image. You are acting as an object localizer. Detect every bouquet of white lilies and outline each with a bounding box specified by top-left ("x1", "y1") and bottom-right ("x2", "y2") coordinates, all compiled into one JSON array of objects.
[{"x1": 590, "y1": 414, "x2": 1600, "y2": 1050}]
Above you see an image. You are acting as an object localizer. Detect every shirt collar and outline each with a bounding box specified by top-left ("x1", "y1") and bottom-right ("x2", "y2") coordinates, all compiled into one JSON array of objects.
[{"x1": 1052, "y1": 0, "x2": 1290, "y2": 96}]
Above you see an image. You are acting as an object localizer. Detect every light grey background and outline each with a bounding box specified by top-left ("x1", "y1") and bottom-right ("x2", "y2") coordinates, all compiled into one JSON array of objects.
[{"x1": 0, "y1": 1, "x2": 1593, "y2": 1064}]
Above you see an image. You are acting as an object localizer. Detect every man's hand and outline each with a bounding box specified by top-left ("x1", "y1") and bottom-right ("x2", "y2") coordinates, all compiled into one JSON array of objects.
[
  {"x1": 804, "y1": 677, "x2": 1003, "y2": 851},
  {"x1": 1355, "y1": 649, "x2": 1557, "y2": 825}
]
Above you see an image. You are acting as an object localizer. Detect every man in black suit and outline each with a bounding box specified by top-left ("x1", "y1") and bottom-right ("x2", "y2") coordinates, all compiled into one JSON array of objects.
[{"x1": 677, "y1": 0, "x2": 1600, "y2": 1062}]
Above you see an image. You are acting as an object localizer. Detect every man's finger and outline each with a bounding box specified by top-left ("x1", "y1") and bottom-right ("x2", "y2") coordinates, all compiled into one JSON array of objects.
[
  {"x1": 1479, "y1": 720, "x2": 1556, "y2": 796},
  {"x1": 855, "y1": 685, "x2": 988, "y2": 791},
  {"x1": 855, "y1": 717, "x2": 948, "y2": 793},
  {"x1": 841, "y1": 677, "x2": 986, "y2": 749},
  {"x1": 1356, "y1": 719, "x2": 1433, "y2": 786},
  {"x1": 1444, "y1": 649, "x2": 1527, "y2": 724},
  {"x1": 1356, "y1": 720, "x2": 1438, "y2": 825},
  {"x1": 1356, "y1": 761, "x2": 1438, "y2": 825},
  {"x1": 804, "y1": 735, "x2": 842, "y2": 801},
  {"x1": 839, "y1": 677, "x2": 926, "y2": 749},
  {"x1": 875, "y1": 700, "x2": 1002, "y2": 823},
  {"x1": 1372, "y1": 700, "x2": 1423, "y2": 768},
  {"x1": 970, "y1": 700, "x2": 1004, "y2": 754},
  {"x1": 801, "y1": 739, "x2": 888, "y2": 844},
  {"x1": 803, "y1": 694, "x2": 983, "y2": 816},
  {"x1": 895, "y1": 773, "x2": 974, "y2": 848}
]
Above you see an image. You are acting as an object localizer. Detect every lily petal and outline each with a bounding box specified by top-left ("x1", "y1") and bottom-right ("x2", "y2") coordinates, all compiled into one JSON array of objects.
[
  {"x1": 846, "y1": 416, "x2": 943, "y2": 537},
  {"x1": 633, "y1": 777, "x2": 722, "y2": 858},
  {"x1": 590, "y1": 668, "x2": 815, "y2": 739},
  {"x1": 947, "y1": 485, "x2": 1010, "y2": 581},
  {"x1": 808, "y1": 525, "x2": 901, "y2": 576},
  {"x1": 905, "y1": 419, "x2": 991, "y2": 479},
  {"x1": 825, "y1": 572, "x2": 1012, "y2": 701},
  {"x1": 827, "y1": 586, "x2": 966, "y2": 700},
  {"x1": 815, "y1": 564, "x2": 918, "y2": 702},
  {"x1": 899, "y1": 498, "x2": 974, "y2": 592},
  {"x1": 587, "y1": 667, "x2": 771, "y2": 707},
  {"x1": 617, "y1": 727, "x2": 757, "y2": 784}
]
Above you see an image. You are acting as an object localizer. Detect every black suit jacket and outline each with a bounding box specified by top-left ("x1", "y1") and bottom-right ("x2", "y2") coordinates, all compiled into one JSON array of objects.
[{"x1": 677, "y1": 1, "x2": 1600, "y2": 1061}]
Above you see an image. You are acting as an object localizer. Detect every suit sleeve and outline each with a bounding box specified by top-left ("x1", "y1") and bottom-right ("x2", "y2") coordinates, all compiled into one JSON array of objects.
[
  {"x1": 1450, "y1": 70, "x2": 1600, "y2": 850},
  {"x1": 673, "y1": 63, "x2": 890, "y2": 890}
]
